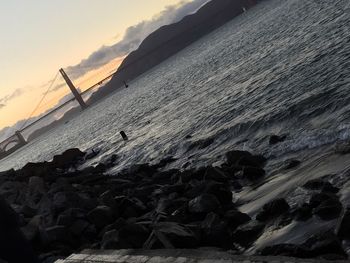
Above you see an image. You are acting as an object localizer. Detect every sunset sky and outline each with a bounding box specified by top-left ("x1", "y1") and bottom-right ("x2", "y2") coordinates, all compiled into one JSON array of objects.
[{"x1": 0, "y1": 0, "x2": 203, "y2": 129}]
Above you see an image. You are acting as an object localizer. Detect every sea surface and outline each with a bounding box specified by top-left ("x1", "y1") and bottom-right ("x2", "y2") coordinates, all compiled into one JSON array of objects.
[{"x1": 1, "y1": 0, "x2": 350, "y2": 252}]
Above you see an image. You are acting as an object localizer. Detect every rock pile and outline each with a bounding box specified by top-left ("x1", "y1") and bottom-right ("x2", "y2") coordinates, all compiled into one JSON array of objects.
[{"x1": 0, "y1": 148, "x2": 349, "y2": 262}]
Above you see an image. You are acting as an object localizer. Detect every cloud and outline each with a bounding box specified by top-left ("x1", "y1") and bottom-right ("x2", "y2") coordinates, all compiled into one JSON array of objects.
[
  {"x1": 65, "y1": 0, "x2": 209, "y2": 80},
  {"x1": 0, "y1": 88, "x2": 25, "y2": 106},
  {"x1": 0, "y1": 103, "x2": 5, "y2": 109}
]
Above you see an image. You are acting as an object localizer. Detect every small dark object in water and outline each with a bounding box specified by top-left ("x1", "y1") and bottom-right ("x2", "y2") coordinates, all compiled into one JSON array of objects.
[
  {"x1": 123, "y1": 81, "x2": 129, "y2": 88},
  {"x1": 120, "y1": 131, "x2": 128, "y2": 141}
]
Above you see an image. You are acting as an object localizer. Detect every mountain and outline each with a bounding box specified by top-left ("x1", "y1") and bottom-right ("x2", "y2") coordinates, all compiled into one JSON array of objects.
[{"x1": 99, "y1": 0, "x2": 257, "y2": 92}]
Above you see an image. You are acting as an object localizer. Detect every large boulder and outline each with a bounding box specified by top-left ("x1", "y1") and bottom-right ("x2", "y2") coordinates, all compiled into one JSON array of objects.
[
  {"x1": 224, "y1": 209, "x2": 251, "y2": 230},
  {"x1": 87, "y1": 206, "x2": 114, "y2": 229},
  {"x1": 232, "y1": 221, "x2": 265, "y2": 247},
  {"x1": 338, "y1": 208, "x2": 350, "y2": 240},
  {"x1": 256, "y1": 198, "x2": 290, "y2": 221},
  {"x1": 260, "y1": 244, "x2": 310, "y2": 258},
  {"x1": 200, "y1": 213, "x2": 231, "y2": 248},
  {"x1": 188, "y1": 194, "x2": 220, "y2": 214},
  {"x1": 303, "y1": 179, "x2": 339, "y2": 193},
  {"x1": 51, "y1": 148, "x2": 85, "y2": 169}
]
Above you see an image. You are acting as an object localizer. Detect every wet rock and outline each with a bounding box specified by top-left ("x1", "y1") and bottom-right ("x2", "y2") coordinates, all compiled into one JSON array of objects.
[
  {"x1": 115, "y1": 196, "x2": 147, "y2": 219},
  {"x1": 85, "y1": 148, "x2": 100, "y2": 160},
  {"x1": 200, "y1": 213, "x2": 231, "y2": 248},
  {"x1": 44, "y1": 225, "x2": 68, "y2": 244},
  {"x1": 303, "y1": 179, "x2": 339, "y2": 193},
  {"x1": 204, "y1": 166, "x2": 228, "y2": 182},
  {"x1": 256, "y1": 198, "x2": 290, "y2": 222},
  {"x1": 51, "y1": 148, "x2": 85, "y2": 169},
  {"x1": 269, "y1": 134, "x2": 287, "y2": 145},
  {"x1": 305, "y1": 232, "x2": 347, "y2": 259},
  {"x1": 293, "y1": 203, "x2": 312, "y2": 221},
  {"x1": 338, "y1": 208, "x2": 350, "y2": 240},
  {"x1": 147, "y1": 222, "x2": 199, "y2": 249},
  {"x1": 260, "y1": 244, "x2": 310, "y2": 258},
  {"x1": 21, "y1": 215, "x2": 43, "y2": 243},
  {"x1": 87, "y1": 206, "x2": 114, "y2": 229},
  {"x1": 225, "y1": 150, "x2": 266, "y2": 168},
  {"x1": 232, "y1": 220, "x2": 265, "y2": 247},
  {"x1": 156, "y1": 156, "x2": 177, "y2": 168},
  {"x1": 284, "y1": 159, "x2": 301, "y2": 170},
  {"x1": 224, "y1": 210, "x2": 251, "y2": 230},
  {"x1": 309, "y1": 192, "x2": 337, "y2": 208},
  {"x1": 53, "y1": 191, "x2": 97, "y2": 213},
  {"x1": 19, "y1": 162, "x2": 52, "y2": 178},
  {"x1": 26, "y1": 176, "x2": 46, "y2": 205},
  {"x1": 188, "y1": 194, "x2": 220, "y2": 214},
  {"x1": 117, "y1": 223, "x2": 150, "y2": 248},
  {"x1": 101, "y1": 229, "x2": 119, "y2": 249},
  {"x1": 242, "y1": 166, "x2": 265, "y2": 181},
  {"x1": 99, "y1": 154, "x2": 118, "y2": 169},
  {"x1": 313, "y1": 198, "x2": 342, "y2": 220}
]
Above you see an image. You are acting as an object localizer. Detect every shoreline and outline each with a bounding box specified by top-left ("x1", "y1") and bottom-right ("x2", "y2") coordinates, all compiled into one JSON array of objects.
[{"x1": 1, "y1": 140, "x2": 350, "y2": 262}]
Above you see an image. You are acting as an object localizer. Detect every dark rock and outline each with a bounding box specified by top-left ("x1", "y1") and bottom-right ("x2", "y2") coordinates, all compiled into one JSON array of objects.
[
  {"x1": 87, "y1": 206, "x2": 114, "y2": 229},
  {"x1": 188, "y1": 194, "x2": 220, "y2": 214},
  {"x1": 293, "y1": 203, "x2": 312, "y2": 221},
  {"x1": 115, "y1": 196, "x2": 147, "y2": 219},
  {"x1": 19, "y1": 162, "x2": 52, "y2": 178},
  {"x1": 338, "y1": 208, "x2": 350, "y2": 240},
  {"x1": 204, "y1": 166, "x2": 228, "y2": 182},
  {"x1": 44, "y1": 225, "x2": 68, "y2": 244},
  {"x1": 305, "y1": 232, "x2": 347, "y2": 259},
  {"x1": 269, "y1": 135, "x2": 287, "y2": 145},
  {"x1": 69, "y1": 220, "x2": 90, "y2": 236},
  {"x1": 260, "y1": 244, "x2": 311, "y2": 258},
  {"x1": 242, "y1": 166, "x2": 265, "y2": 181},
  {"x1": 101, "y1": 229, "x2": 119, "y2": 249},
  {"x1": 309, "y1": 192, "x2": 339, "y2": 209},
  {"x1": 200, "y1": 213, "x2": 231, "y2": 248},
  {"x1": 85, "y1": 148, "x2": 100, "y2": 160},
  {"x1": 313, "y1": 198, "x2": 342, "y2": 220},
  {"x1": 256, "y1": 198, "x2": 290, "y2": 222},
  {"x1": 117, "y1": 223, "x2": 150, "y2": 248},
  {"x1": 303, "y1": 179, "x2": 339, "y2": 193},
  {"x1": 52, "y1": 148, "x2": 85, "y2": 168},
  {"x1": 224, "y1": 210, "x2": 251, "y2": 230},
  {"x1": 99, "y1": 154, "x2": 118, "y2": 169},
  {"x1": 232, "y1": 220, "x2": 265, "y2": 247},
  {"x1": 53, "y1": 191, "x2": 97, "y2": 213},
  {"x1": 225, "y1": 150, "x2": 266, "y2": 168},
  {"x1": 147, "y1": 222, "x2": 199, "y2": 249},
  {"x1": 284, "y1": 159, "x2": 301, "y2": 170},
  {"x1": 26, "y1": 176, "x2": 46, "y2": 205}
]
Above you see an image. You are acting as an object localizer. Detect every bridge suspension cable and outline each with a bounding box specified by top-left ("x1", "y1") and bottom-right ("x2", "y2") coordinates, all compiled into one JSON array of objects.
[{"x1": 19, "y1": 71, "x2": 60, "y2": 130}]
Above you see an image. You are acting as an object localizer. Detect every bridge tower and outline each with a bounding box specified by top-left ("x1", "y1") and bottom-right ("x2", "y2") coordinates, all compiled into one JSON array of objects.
[
  {"x1": 59, "y1": 68, "x2": 87, "y2": 110},
  {"x1": 15, "y1": 131, "x2": 26, "y2": 145}
]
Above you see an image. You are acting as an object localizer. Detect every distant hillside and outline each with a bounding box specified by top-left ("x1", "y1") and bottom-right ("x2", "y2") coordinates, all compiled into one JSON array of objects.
[{"x1": 100, "y1": 0, "x2": 257, "y2": 92}]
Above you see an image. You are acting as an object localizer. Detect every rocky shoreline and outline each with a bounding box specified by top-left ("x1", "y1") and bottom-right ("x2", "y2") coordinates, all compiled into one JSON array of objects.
[{"x1": 0, "y1": 146, "x2": 349, "y2": 262}]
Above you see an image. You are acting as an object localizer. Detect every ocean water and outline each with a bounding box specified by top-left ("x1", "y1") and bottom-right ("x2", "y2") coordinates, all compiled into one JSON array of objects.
[{"x1": 1, "y1": 0, "x2": 349, "y2": 174}]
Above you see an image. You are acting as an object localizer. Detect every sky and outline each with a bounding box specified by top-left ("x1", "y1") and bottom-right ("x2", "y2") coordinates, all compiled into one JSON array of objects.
[{"x1": 0, "y1": 0, "x2": 207, "y2": 131}]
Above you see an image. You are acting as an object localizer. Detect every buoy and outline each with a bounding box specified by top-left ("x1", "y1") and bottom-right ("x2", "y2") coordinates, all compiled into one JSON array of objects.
[{"x1": 120, "y1": 131, "x2": 128, "y2": 141}]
